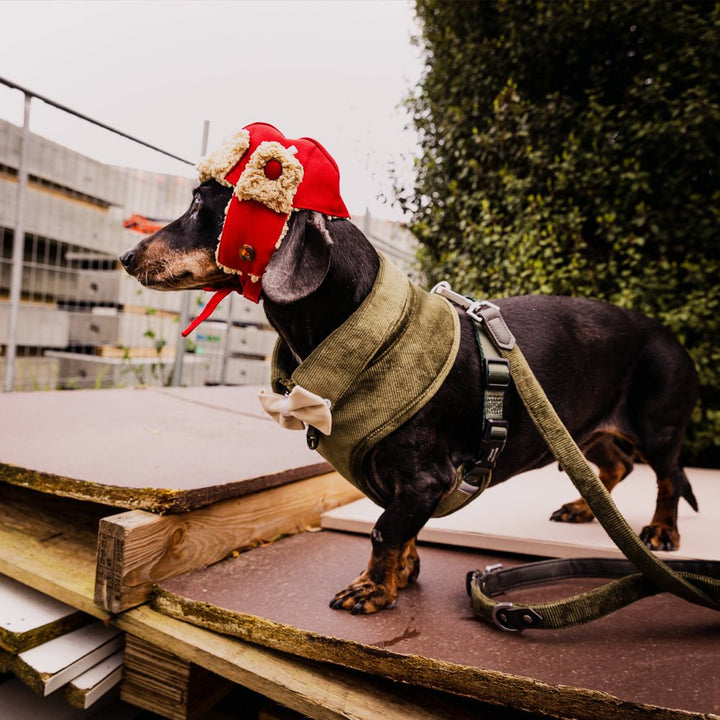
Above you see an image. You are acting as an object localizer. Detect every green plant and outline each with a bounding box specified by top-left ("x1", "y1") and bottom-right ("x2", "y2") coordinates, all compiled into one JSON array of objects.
[{"x1": 399, "y1": 0, "x2": 720, "y2": 466}]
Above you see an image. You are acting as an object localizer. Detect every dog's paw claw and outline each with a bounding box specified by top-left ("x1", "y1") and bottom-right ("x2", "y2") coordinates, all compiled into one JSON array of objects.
[
  {"x1": 639, "y1": 523, "x2": 679, "y2": 551},
  {"x1": 550, "y1": 501, "x2": 595, "y2": 523},
  {"x1": 330, "y1": 577, "x2": 396, "y2": 614}
]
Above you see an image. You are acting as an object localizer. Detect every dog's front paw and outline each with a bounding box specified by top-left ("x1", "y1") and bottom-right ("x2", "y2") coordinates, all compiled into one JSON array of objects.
[
  {"x1": 640, "y1": 523, "x2": 680, "y2": 551},
  {"x1": 550, "y1": 499, "x2": 595, "y2": 523},
  {"x1": 329, "y1": 572, "x2": 396, "y2": 614}
]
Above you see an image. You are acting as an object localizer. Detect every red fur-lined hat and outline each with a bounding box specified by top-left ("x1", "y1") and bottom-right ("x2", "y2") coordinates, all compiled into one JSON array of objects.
[{"x1": 196, "y1": 122, "x2": 350, "y2": 303}]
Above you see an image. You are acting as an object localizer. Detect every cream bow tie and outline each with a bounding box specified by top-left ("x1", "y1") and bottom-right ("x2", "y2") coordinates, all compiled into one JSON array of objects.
[{"x1": 258, "y1": 386, "x2": 332, "y2": 435}]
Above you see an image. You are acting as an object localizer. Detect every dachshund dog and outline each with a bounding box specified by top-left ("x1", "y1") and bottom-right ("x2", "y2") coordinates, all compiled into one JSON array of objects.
[{"x1": 120, "y1": 179, "x2": 699, "y2": 614}]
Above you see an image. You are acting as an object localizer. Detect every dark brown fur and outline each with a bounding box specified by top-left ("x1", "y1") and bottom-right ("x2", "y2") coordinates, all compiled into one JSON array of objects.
[{"x1": 121, "y1": 180, "x2": 699, "y2": 613}]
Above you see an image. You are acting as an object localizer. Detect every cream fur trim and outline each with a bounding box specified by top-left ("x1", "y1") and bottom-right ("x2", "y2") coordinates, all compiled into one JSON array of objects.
[
  {"x1": 215, "y1": 197, "x2": 239, "y2": 275},
  {"x1": 196, "y1": 130, "x2": 250, "y2": 186},
  {"x1": 234, "y1": 141, "x2": 304, "y2": 214}
]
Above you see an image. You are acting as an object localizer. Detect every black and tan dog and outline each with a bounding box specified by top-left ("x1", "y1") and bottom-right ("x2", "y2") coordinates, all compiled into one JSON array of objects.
[{"x1": 120, "y1": 179, "x2": 699, "y2": 614}]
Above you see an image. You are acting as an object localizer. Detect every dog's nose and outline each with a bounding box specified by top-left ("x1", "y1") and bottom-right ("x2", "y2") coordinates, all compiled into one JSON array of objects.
[{"x1": 119, "y1": 249, "x2": 135, "y2": 272}]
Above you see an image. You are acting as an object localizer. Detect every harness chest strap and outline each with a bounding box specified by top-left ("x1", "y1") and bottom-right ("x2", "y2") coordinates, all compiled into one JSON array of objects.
[{"x1": 432, "y1": 312, "x2": 510, "y2": 517}]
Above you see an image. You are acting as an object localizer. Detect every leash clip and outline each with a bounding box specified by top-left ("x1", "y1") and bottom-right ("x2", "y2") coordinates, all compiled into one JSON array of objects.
[
  {"x1": 492, "y1": 602, "x2": 544, "y2": 632},
  {"x1": 466, "y1": 299, "x2": 500, "y2": 325}
]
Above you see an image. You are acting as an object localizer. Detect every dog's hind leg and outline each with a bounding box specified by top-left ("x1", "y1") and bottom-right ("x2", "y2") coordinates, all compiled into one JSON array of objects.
[
  {"x1": 639, "y1": 467, "x2": 697, "y2": 551},
  {"x1": 628, "y1": 334, "x2": 699, "y2": 551},
  {"x1": 550, "y1": 434, "x2": 634, "y2": 523}
]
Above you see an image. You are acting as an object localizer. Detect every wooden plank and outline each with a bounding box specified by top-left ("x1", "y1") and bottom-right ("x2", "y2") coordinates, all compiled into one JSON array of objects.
[
  {"x1": 117, "y1": 606, "x2": 498, "y2": 720},
  {"x1": 0, "y1": 385, "x2": 332, "y2": 512},
  {"x1": 322, "y1": 465, "x2": 720, "y2": 561},
  {"x1": 14, "y1": 622, "x2": 123, "y2": 696},
  {"x1": 0, "y1": 574, "x2": 89, "y2": 653},
  {"x1": 61, "y1": 650, "x2": 124, "y2": 710},
  {"x1": 95, "y1": 472, "x2": 362, "y2": 613},
  {"x1": 121, "y1": 636, "x2": 233, "y2": 720},
  {"x1": 0, "y1": 484, "x2": 500, "y2": 719}
]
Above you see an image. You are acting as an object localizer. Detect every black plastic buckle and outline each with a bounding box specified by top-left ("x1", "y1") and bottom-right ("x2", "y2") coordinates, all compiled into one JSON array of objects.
[
  {"x1": 484, "y1": 357, "x2": 510, "y2": 390},
  {"x1": 306, "y1": 426, "x2": 320, "y2": 450},
  {"x1": 477, "y1": 418, "x2": 508, "y2": 467}
]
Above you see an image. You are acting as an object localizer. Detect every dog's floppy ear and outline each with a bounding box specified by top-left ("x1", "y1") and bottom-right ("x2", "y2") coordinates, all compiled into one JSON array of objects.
[{"x1": 262, "y1": 211, "x2": 333, "y2": 304}]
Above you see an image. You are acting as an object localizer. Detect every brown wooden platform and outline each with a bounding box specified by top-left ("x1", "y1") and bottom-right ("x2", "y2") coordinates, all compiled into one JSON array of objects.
[
  {"x1": 0, "y1": 484, "x2": 536, "y2": 720},
  {"x1": 154, "y1": 530, "x2": 720, "y2": 720},
  {"x1": 0, "y1": 385, "x2": 329, "y2": 512}
]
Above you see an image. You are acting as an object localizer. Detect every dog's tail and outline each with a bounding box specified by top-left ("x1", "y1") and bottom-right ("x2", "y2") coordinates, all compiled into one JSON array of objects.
[{"x1": 680, "y1": 469, "x2": 699, "y2": 512}]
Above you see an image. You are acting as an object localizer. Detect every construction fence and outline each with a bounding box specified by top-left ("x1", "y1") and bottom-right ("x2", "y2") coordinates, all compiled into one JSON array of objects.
[{"x1": 0, "y1": 77, "x2": 417, "y2": 393}]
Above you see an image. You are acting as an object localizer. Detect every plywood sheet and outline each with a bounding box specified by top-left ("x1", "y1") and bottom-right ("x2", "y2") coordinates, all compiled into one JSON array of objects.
[
  {"x1": 154, "y1": 530, "x2": 720, "y2": 720},
  {"x1": 322, "y1": 464, "x2": 720, "y2": 561},
  {"x1": 0, "y1": 386, "x2": 330, "y2": 512}
]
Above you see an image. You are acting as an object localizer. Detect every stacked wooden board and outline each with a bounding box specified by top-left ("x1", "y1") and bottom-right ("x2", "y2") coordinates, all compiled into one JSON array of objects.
[
  {"x1": 0, "y1": 573, "x2": 124, "y2": 712},
  {"x1": 1, "y1": 385, "x2": 719, "y2": 719}
]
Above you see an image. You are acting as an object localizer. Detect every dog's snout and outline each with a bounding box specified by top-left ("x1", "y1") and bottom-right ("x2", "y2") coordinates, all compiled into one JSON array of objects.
[{"x1": 120, "y1": 249, "x2": 136, "y2": 272}]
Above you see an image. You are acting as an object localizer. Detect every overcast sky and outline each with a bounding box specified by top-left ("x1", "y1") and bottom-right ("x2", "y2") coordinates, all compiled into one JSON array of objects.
[{"x1": 0, "y1": 0, "x2": 424, "y2": 219}]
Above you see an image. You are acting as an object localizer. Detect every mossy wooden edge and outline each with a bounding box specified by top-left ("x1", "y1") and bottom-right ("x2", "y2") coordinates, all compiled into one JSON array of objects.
[
  {"x1": 151, "y1": 588, "x2": 709, "y2": 720},
  {"x1": 0, "y1": 463, "x2": 181, "y2": 513},
  {"x1": 0, "y1": 647, "x2": 11, "y2": 673},
  {"x1": 9, "y1": 654, "x2": 51, "y2": 697},
  {"x1": 0, "y1": 460, "x2": 333, "y2": 514}
]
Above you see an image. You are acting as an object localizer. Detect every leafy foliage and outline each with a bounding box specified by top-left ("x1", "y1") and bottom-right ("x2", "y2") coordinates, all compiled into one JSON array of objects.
[{"x1": 399, "y1": 0, "x2": 720, "y2": 466}]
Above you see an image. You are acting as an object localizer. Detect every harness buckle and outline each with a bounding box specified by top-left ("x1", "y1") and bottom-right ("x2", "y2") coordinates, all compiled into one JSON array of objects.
[
  {"x1": 485, "y1": 357, "x2": 510, "y2": 390},
  {"x1": 477, "y1": 418, "x2": 508, "y2": 467},
  {"x1": 466, "y1": 299, "x2": 501, "y2": 325}
]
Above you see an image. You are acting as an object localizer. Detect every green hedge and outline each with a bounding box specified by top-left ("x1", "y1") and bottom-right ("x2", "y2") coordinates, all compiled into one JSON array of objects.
[{"x1": 399, "y1": 0, "x2": 720, "y2": 466}]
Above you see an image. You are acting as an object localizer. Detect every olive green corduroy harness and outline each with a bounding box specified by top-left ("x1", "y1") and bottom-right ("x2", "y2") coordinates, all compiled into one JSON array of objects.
[{"x1": 270, "y1": 255, "x2": 461, "y2": 508}]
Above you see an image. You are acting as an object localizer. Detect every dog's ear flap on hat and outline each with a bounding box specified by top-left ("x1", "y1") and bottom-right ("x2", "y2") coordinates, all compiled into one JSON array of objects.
[{"x1": 262, "y1": 211, "x2": 333, "y2": 304}]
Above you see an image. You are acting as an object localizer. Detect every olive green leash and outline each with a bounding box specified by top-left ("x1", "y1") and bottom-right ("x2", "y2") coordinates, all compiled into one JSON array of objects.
[{"x1": 433, "y1": 282, "x2": 720, "y2": 631}]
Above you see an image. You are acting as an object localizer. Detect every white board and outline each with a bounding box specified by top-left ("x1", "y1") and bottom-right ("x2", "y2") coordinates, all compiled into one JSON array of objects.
[
  {"x1": 63, "y1": 650, "x2": 124, "y2": 709},
  {"x1": 16, "y1": 622, "x2": 123, "y2": 696},
  {"x1": 0, "y1": 574, "x2": 84, "y2": 652},
  {"x1": 322, "y1": 464, "x2": 720, "y2": 561}
]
